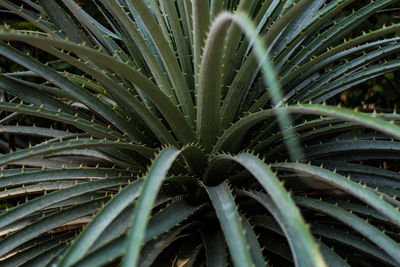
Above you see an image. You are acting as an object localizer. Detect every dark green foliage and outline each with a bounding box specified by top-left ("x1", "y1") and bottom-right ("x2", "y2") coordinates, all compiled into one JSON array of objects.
[{"x1": 0, "y1": 0, "x2": 399, "y2": 266}]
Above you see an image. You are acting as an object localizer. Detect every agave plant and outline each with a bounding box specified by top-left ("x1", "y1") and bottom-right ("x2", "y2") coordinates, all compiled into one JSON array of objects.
[{"x1": 0, "y1": 0, "x2": 400, "y2": 266}]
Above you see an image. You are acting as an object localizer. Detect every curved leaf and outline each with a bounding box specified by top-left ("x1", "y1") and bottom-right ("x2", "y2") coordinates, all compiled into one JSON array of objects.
[
  {"x1": 215, "y1": 104, "x2": 400, "y2": 153},
  {"x1": 0, "y1": 32, "x2": 196, "y2": 144},
  {"x1": 295, "y1": 196, "x2": 400, "y2": 264},
  {"x1": 272, "y1": 162, "x2": 400, "y2": 227},
  {"x1": 0, "y1": 178, "x2": 128, "y2": 230},
  {"x1": 202, "y1": 12, "x2": 302, "y2": 158},
  {"x1": 205, "y1": 153, "x2": 326, "y2": 267},
  {"x1": 0, "y1": 138, "x2": 154, "y2": 167},
  {"x1": 201, "y1": 229, "x2": 227, "y2": 267},
  {"x1": 122, "y1": 147, "x2": 181, "y2": 267},
  {"x1": 206, "y1": 182, "x2": 254, "y2": 267},
  {"x1": 0, "y1": 199, "x2": 103, "y2": 257},
  {"x1": 0, "y1": 42, "x2": 141, "y2": 142},
  {"x1": 250, "y1": 214, "x2": 349, "y2": 267},
  {"x1": 58, "y1": 179, "x2": 143, "y2": 267},
  {"x1": 0, "y1": 168, "x2": 133, "y2": 188}
]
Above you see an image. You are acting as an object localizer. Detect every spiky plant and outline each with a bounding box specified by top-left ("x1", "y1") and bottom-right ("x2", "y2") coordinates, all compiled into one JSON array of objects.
[{"x1": 0, "y1": 0, "x2": 400, "y2": 266}]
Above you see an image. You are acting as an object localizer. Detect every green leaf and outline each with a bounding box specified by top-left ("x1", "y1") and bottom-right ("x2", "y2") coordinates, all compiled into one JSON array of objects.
[
  {"x1": 0, "y1": 75, "x2": 77, "y2": 116},
  {"x1": 295, "y1": 196, "x2": 400, "y2": 264},
  {"x1": 138, "y1": 226, "x2": 188, "y2": 267},
  {"x1": 102, "y1": 0, "x2": 176, "y2": 104},
  {"x1": 196, "y1": 14, "x2": 230, "y2": 149},
  {"x1": 2, "y1": 233, "x2": 74, "y2": 267},
  {"x1": 0, "y1": 101, "x2": 125, "y2": 140},
  {"x1": 263, "y1": 0, "x2": 315, "y2": 47},
  {"x1": 276, "y1": 40, "x2": 400, "y2": 107},
  {"x1": 145, "y1": 200, "x2": 200, "y2": 241},
  {"x1": 311, "y1": 224, "x2": 398, "y2": 265},
  {"x1": 87, "y1": 196, "x2": 163, "y2": 253},
  {"x1": 39, "y1": 41, "x2": 176, "y2": 145},
  {"x1": 60, "y1": 0, "x2": 120, "y2": 52},
  {"x1": 251, "y1": 215, "x2": 349, "y2": 267},
  {"x1": 0, "y1": 0, "x2": 58, "y2": 34},
  {"x1": 160, "y1": 0, "x2": 194, "y2": 91},
  {"x1": 192, "y1": 0, "x2": 210, "y2": 92},
  {"x1": 0, "y1": 33, "x2": 196, "y2": 144},
  {"x1": 215, "y1": 104, "x2": 400, "y2": 154},
  {"x1": 205, "y1": 153, "x2": 326, "y2": 267},
  {"x1": 73, "y1": 224, "x2": 189, "y2": 267},
  {"x1": 201, "y1": 229, "x2": 227, "y2": 267},
  {"x1": 69, "y1": 236, "x2": 125, "y2": 267},
  {"x1": 241, "y1": 215, "x2": 267, "y2": 267},
  {"x1": 0, "y1": 178, "x2": 127, "y2": 230},
  {"x1": 88, "y1": 191, "x2": 192, "y2": 253},
  {"x1": 298, "y1": 60, "x2": 400, "y2": 103},
  {"x1": 271, "y1": 0, "x2": 325, "y2": 58},
  {"x1": 126, "y1": 0, "x2": 196, "y2": 125},
  {"x1": 0, "y1": 181, "x2": 86, "y2": 200},
  {"x1": 0, "y1": 138, "x2": 154, "y2": 167},
  {"x1": 206, "y1": 182, "x2": 254, "y2": 267},
  {"x1": 38, "y1": 0, "x2": 89, "y2": 44},
  {"x1": 0, "y1": 199, "x2": 103, "y2": 257},
  {"x1": 262, "y1": 122, "x2": 359, "y2": 157},
  {"x1": 71, "y1": 199, "x2": 196, "y2": 267},
  {"x1": 0, "y1": 42, "x2": 141, "y2": 142},
  {"x1": 303, "y1": 139, "x2": 400, "y2": 161},
  {"x1": 220, "y1": 0, "x2": 258, "y2": 94},
  {"x1": 282, "y1": 26, "x2": 400, "y2": 87},
  {"x1": 205, "y1": 12, "x2": 302, "y2": 159},
  {"x1": 22, "y1": 243, "x2": 67, "y2": 267},
  {"x1": 272, "y1": 162, "x2": 400, "y2": 227},
  {"x1": 0, "y1": 125, "x2": 68, "y2": 138},
  {"x1": 122, "y1": 147, "x2": 181, "y2": 267},
  {"x1": 58, "y1": 179, "x2": 143, "y2": 267},
  {"x1": 324, "y1": 162, "x2": 400, "y2": 183},
  {"x1": 273, "y1": 0, "x2": 356, "y2": 72},
  {"x1": 280, "y1": 0, "x2": 399, "y2": 76}
]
